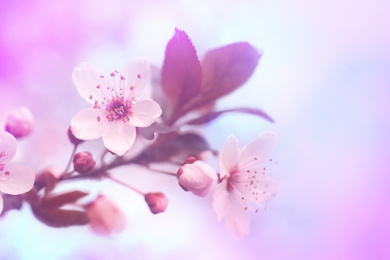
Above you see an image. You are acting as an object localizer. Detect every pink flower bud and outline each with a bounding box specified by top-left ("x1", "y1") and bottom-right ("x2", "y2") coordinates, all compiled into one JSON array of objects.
[
  {"x1": 5, "y1": 107, "x2": 34, "y2": 138},
  {"x1": 67, "y1": 127, "x2": 84, "y2": 145},
  {"x1": 73, "y1": 152, "x2": 95, "y2": 173},
  {"x1": 85, "y1": 195, "x2": 126, "y2": 235},
  {"x1": 177, "y1": 157, "x2": 217, "y2": 197},
  {"x1": 144, "y1": 192, "x2": 168, "y2": 214}
]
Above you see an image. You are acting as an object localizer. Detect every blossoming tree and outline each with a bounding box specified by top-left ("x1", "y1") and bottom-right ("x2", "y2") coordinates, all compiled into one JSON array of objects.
[{"x1": 0, "y1": 29, "x2": 277, "y2": 239}]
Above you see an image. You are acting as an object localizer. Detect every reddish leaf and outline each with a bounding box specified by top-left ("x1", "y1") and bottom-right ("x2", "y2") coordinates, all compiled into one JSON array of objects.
[
  {"x1": 200, "y1": 42, "x2": 262, "y2": 104},
  {"x1": 40, "y1": 190, "x2": 89, "y2": 208},
  {"x1": 161, "y1": 29, "x2": 202, "y2": 109},
  {"x1": 136, "y1": 132, "x2": 211, "y2": 163},
  {"x1": 169, "y1": 133, "x2": 210, "y2": 156},
  {"x1": 31, "y1": 205, "x2": 89, "y2": 228},
  {"x1": 186, "y1": 107, "x2": 274, "y2": 125}
]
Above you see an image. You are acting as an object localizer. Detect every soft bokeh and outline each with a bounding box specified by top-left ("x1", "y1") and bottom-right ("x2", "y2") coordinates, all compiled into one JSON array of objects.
[{"x1": 1, "y1": 0, "x2": 389, "y2": 259}]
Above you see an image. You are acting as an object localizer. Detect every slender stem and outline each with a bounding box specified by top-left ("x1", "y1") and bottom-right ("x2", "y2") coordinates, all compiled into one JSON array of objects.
[
  {"x1": 145, "y1": 165, "x2": 177, "y2": 176},
  {"x1": 63, "y1": 144, "x2": 78, "y2": 174},
  {"x1": 106, "y1": 174, "x2": 144, "y2": 195}
]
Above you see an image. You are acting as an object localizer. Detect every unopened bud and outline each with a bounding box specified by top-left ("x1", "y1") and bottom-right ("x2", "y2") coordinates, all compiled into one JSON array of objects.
[
  {"x1": 144, "y1": 192, "x2": 168, "y2": 214},
  {"x1": 177, "y1": 157, "x2": 217, "y2": 197},
  {"x1": 73, "y1": 152, "x2": 95, "y2": 173},
  {"x1": 5, "y1": 107, "x2": 34, "y2": 138},
  {"x1": 85, "y1": 195, "x2": 126, "y2": 235},
  {"x1": 68, "y1": 127, "x2": 84, "y2": 145}
]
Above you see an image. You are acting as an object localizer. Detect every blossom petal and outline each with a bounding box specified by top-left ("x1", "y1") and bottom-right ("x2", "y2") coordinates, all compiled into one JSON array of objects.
[
  {"x1": 72, "y1": 62, "x2": 114, "y2": 104},
  {"x1": 239, "y1": 132, "x2": 277, "y2": 168},
  {"x1": 122, "y1": 57, "x2": 149, "y2": 99},
  {"x1": 0, "y1": 194, "x2": 3, "y2": 214},
  {"x1": 0, "y1": 131, "x2": 17, "y2": 164},
  {"x1": 224, "y1": 193, "x2": 250, "y2": 239},
  {"x1": 102, "y1": 121, "x2": 136, "y2": 156},
  {"x1": 210, "y1": 179, "x2": 229, "y2": 222},
  {"x1": 0, "y1": 165, "x2": 35, "y2": 195},
  {"x1": 193, "y1": 161, "x2": 218, "y2": 181},
  {"x1": 130, "y1": 99, "x2": 162, "y2": 127},
  {"x1": 219, "y1": 135, "x2": 240, "y2": 179},
  {"x1": 71, "y1": 108, "x2": 107, "y2": 140}
]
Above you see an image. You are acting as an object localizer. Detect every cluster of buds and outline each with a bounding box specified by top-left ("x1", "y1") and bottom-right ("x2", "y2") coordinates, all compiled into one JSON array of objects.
[{"x1": 0, "y1": 29, "x2": 277, "y2": 239}]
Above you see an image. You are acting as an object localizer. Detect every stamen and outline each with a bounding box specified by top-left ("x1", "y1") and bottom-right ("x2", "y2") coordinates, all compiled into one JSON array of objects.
[{"x1": 137, "y1": 74, "x2": 141, "y2": 79}]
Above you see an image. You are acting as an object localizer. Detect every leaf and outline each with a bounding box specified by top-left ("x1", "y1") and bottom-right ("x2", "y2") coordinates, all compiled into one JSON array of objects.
[
  {"x1": 200, "y1": 42, "x2": 262, "y2": 105},
  {"x1": 170, "y1": 133, "x2": 210, "y2": 154},
  {"x1": 137, "y1": 132, "x2": 211, "y2": 163},
  {"x1": 40, "y1": 191, "x2": 89, "y2": 208},
  {"x1": 31, "y1": 205, "x2": 89, "y2": 228},
  {"x1": 161, "y1": 29, "x2": 202, "y2": 109},
  {"x1": 186, "y1": 107, "x2": 274, "y2": 125}
]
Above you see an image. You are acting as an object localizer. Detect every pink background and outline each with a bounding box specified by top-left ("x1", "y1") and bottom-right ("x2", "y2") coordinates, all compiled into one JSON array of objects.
[{"x1": 1, "y1": 0, "x2": 389, "y2": 259}]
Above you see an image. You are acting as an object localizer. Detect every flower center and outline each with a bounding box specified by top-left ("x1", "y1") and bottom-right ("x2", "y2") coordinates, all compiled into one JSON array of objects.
[
  {"x1": 89, "y1": 70, "x2": 139, "y2": 123},
  {"x1": 105, "y1": 97, "x2": 134, "y2": 122},
  {"x1": 230, "y1": 157, "x2": 275, "y2": 212}
]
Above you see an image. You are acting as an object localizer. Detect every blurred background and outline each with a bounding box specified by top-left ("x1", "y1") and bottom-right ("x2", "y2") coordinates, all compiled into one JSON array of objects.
[{"x1": 1, "y1": 0, "x2": 390, "y2": 259}]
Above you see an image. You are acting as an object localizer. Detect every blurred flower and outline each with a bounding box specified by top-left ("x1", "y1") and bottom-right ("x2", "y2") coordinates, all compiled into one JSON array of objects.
[
  {"x1": 70, "y1": 57, "x2": 162, "y2": 156},
  {"x1": 85, "y1": 195, "x2": 126, "y2": 235},
  {"x1": 177, "y1": 157, "x2": 217, "y2": 197},
  {"x1": 5, "y1": 106, "x2": 34, "y2": 138},
  {"x1": 144, "y1": 192, "x2": 168, "y2": 214},
  {"x1": 73, "y1": 152, "x2": 95, "y2": 174},
  {"x1": 211, "y1": 133, "x2": 277, "y2": 239},
  {"x1": 0, "y1": 131, "x2": 35, "y2": 213}
]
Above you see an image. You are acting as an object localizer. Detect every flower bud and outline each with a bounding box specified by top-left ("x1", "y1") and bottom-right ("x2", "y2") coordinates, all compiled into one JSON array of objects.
[
  {"x1": 177, "y1": 157, "x2": 217, "y2": 197},
  {"x1": 67, "y1": 127, "x2": 84, "y2": 145},
  {"x1": 85, "y1": 195, "x2": 126, "y2": 235},
  {"x1": 144, "y1": 192, "x2": 168, "y2": 214},
  {"x1": 5, "y1": 107, "x2": 34, "y2": 138},
  {"x1": 73, "y1": 152, "x2": 95, "y2": 174}
]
